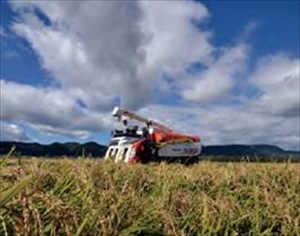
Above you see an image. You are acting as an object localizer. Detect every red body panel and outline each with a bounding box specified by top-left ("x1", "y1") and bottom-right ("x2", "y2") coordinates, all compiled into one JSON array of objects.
[
  {"x1": 127, "y1": 139, "x2": 144, "y2": 163},
  {"x1": 150, "y1": 131, "x2": 200, "y2": 143}
]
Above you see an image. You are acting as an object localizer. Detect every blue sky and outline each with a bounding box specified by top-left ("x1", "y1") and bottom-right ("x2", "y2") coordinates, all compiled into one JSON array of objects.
[
  {"x1": 202, "y1": 0, "x2": 299, "y2": 56},
  {"x1": 1, "y1": 0, "x2": 299, "y2": 150}
]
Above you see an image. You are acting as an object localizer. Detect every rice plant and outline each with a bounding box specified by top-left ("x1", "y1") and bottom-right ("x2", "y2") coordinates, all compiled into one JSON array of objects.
[{"x1": 0, "y1": 156, "x2": 299, "y2": 235}]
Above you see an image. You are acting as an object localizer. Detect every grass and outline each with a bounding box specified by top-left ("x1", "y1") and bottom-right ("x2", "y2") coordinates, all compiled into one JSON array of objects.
[{"x1": 0, "y1": 156, "x2": 299, "y2": 236}]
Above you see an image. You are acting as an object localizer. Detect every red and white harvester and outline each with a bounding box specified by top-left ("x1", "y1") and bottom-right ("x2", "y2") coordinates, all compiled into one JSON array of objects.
[{"x1": 104, "y1": 107, "x2": 202, "y2": 164}]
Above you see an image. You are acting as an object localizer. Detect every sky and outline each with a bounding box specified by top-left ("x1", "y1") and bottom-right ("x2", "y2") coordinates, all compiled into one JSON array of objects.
[{"x1": 1, "y1": 0, "x2": 299, "y2": 150}]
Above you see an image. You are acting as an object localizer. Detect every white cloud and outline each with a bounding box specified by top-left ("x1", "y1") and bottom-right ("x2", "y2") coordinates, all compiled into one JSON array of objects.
[
  {"x1": 0, "y1": 80, "x2": 110, "y2": 138},
  {"x1": 139, "y1": 1, "x2": 212, "y2": 77},
  {"x1": 0, "y1": 122, "x2": 30, "y2": 141},
  {"x1": 11, "y1": 1, "x2": 146, "y2": 109},
  {"x1": 10, "y1": 0, "x2": 215, "y2": 109},
  {"x1": 250, "y1": 54, "x2": 300, "y2": 117},
  {"x1": 30, "y1": 124, "x2": 90, "y2": 140},
  {"x1": 180, "y1": 44, "x2": 248, "y2": 102}
]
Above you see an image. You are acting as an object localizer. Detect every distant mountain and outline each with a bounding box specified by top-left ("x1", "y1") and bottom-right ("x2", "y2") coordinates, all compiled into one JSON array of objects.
[
  {"x1": 0, "y1": 142, "x2": 299, "y2": 162},
  {"x1": 201, "y1": 144, "x2": 300, "y2": 162},
  {"x1": 0, "y1": 141, "x2": 107, "y2": 158}
]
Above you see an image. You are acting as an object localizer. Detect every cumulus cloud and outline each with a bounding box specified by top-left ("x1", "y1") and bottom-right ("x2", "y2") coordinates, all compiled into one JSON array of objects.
[
  {"x1": 9, "y1": 0, "x2": 214, "y2": 109},
  {"x1": 0, "y1": 122, "x2": 30, "y2": 141},
  {"x1": 0, "y1": 80, "x2": 110, "y2": 138},
  {"x1": 10, "y1": 1, "x2": 142, "y2": 109},
  {"x1": 139, "y1": 1, "x2": 212, "y2": 77},
  {"x1": 180, "y1": 44, "x2": 248, "y2": 102},
  {"x1": 250, "y1": 54, "x2": 300, "y2": 117}
]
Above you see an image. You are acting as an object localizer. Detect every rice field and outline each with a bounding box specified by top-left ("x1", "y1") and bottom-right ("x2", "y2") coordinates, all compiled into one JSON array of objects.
[{"x1": 0, "y1": 156, "x2": 299, "y2": 236}]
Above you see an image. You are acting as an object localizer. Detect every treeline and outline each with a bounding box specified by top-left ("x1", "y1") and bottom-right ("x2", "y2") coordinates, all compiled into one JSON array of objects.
[
  {"x1": 0, "y1": 142, "x2": 299, "y2": 162},
  {"x1": 0, "y1": 141, "x2": 107, "y2": 158},
  {"x1": 201, "y1": 145, "x2": 299, "y2": 162}
]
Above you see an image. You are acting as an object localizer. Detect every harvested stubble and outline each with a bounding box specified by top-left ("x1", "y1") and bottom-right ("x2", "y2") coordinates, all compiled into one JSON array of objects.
[{"x1": 0, "y1": 157, "x2": 299, "y2": 236}]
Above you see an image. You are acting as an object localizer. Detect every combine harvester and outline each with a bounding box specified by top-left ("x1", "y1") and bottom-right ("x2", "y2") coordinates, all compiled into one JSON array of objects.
[{"x1": 104, "y1": 107, "x2": 202, "y2": 164}]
